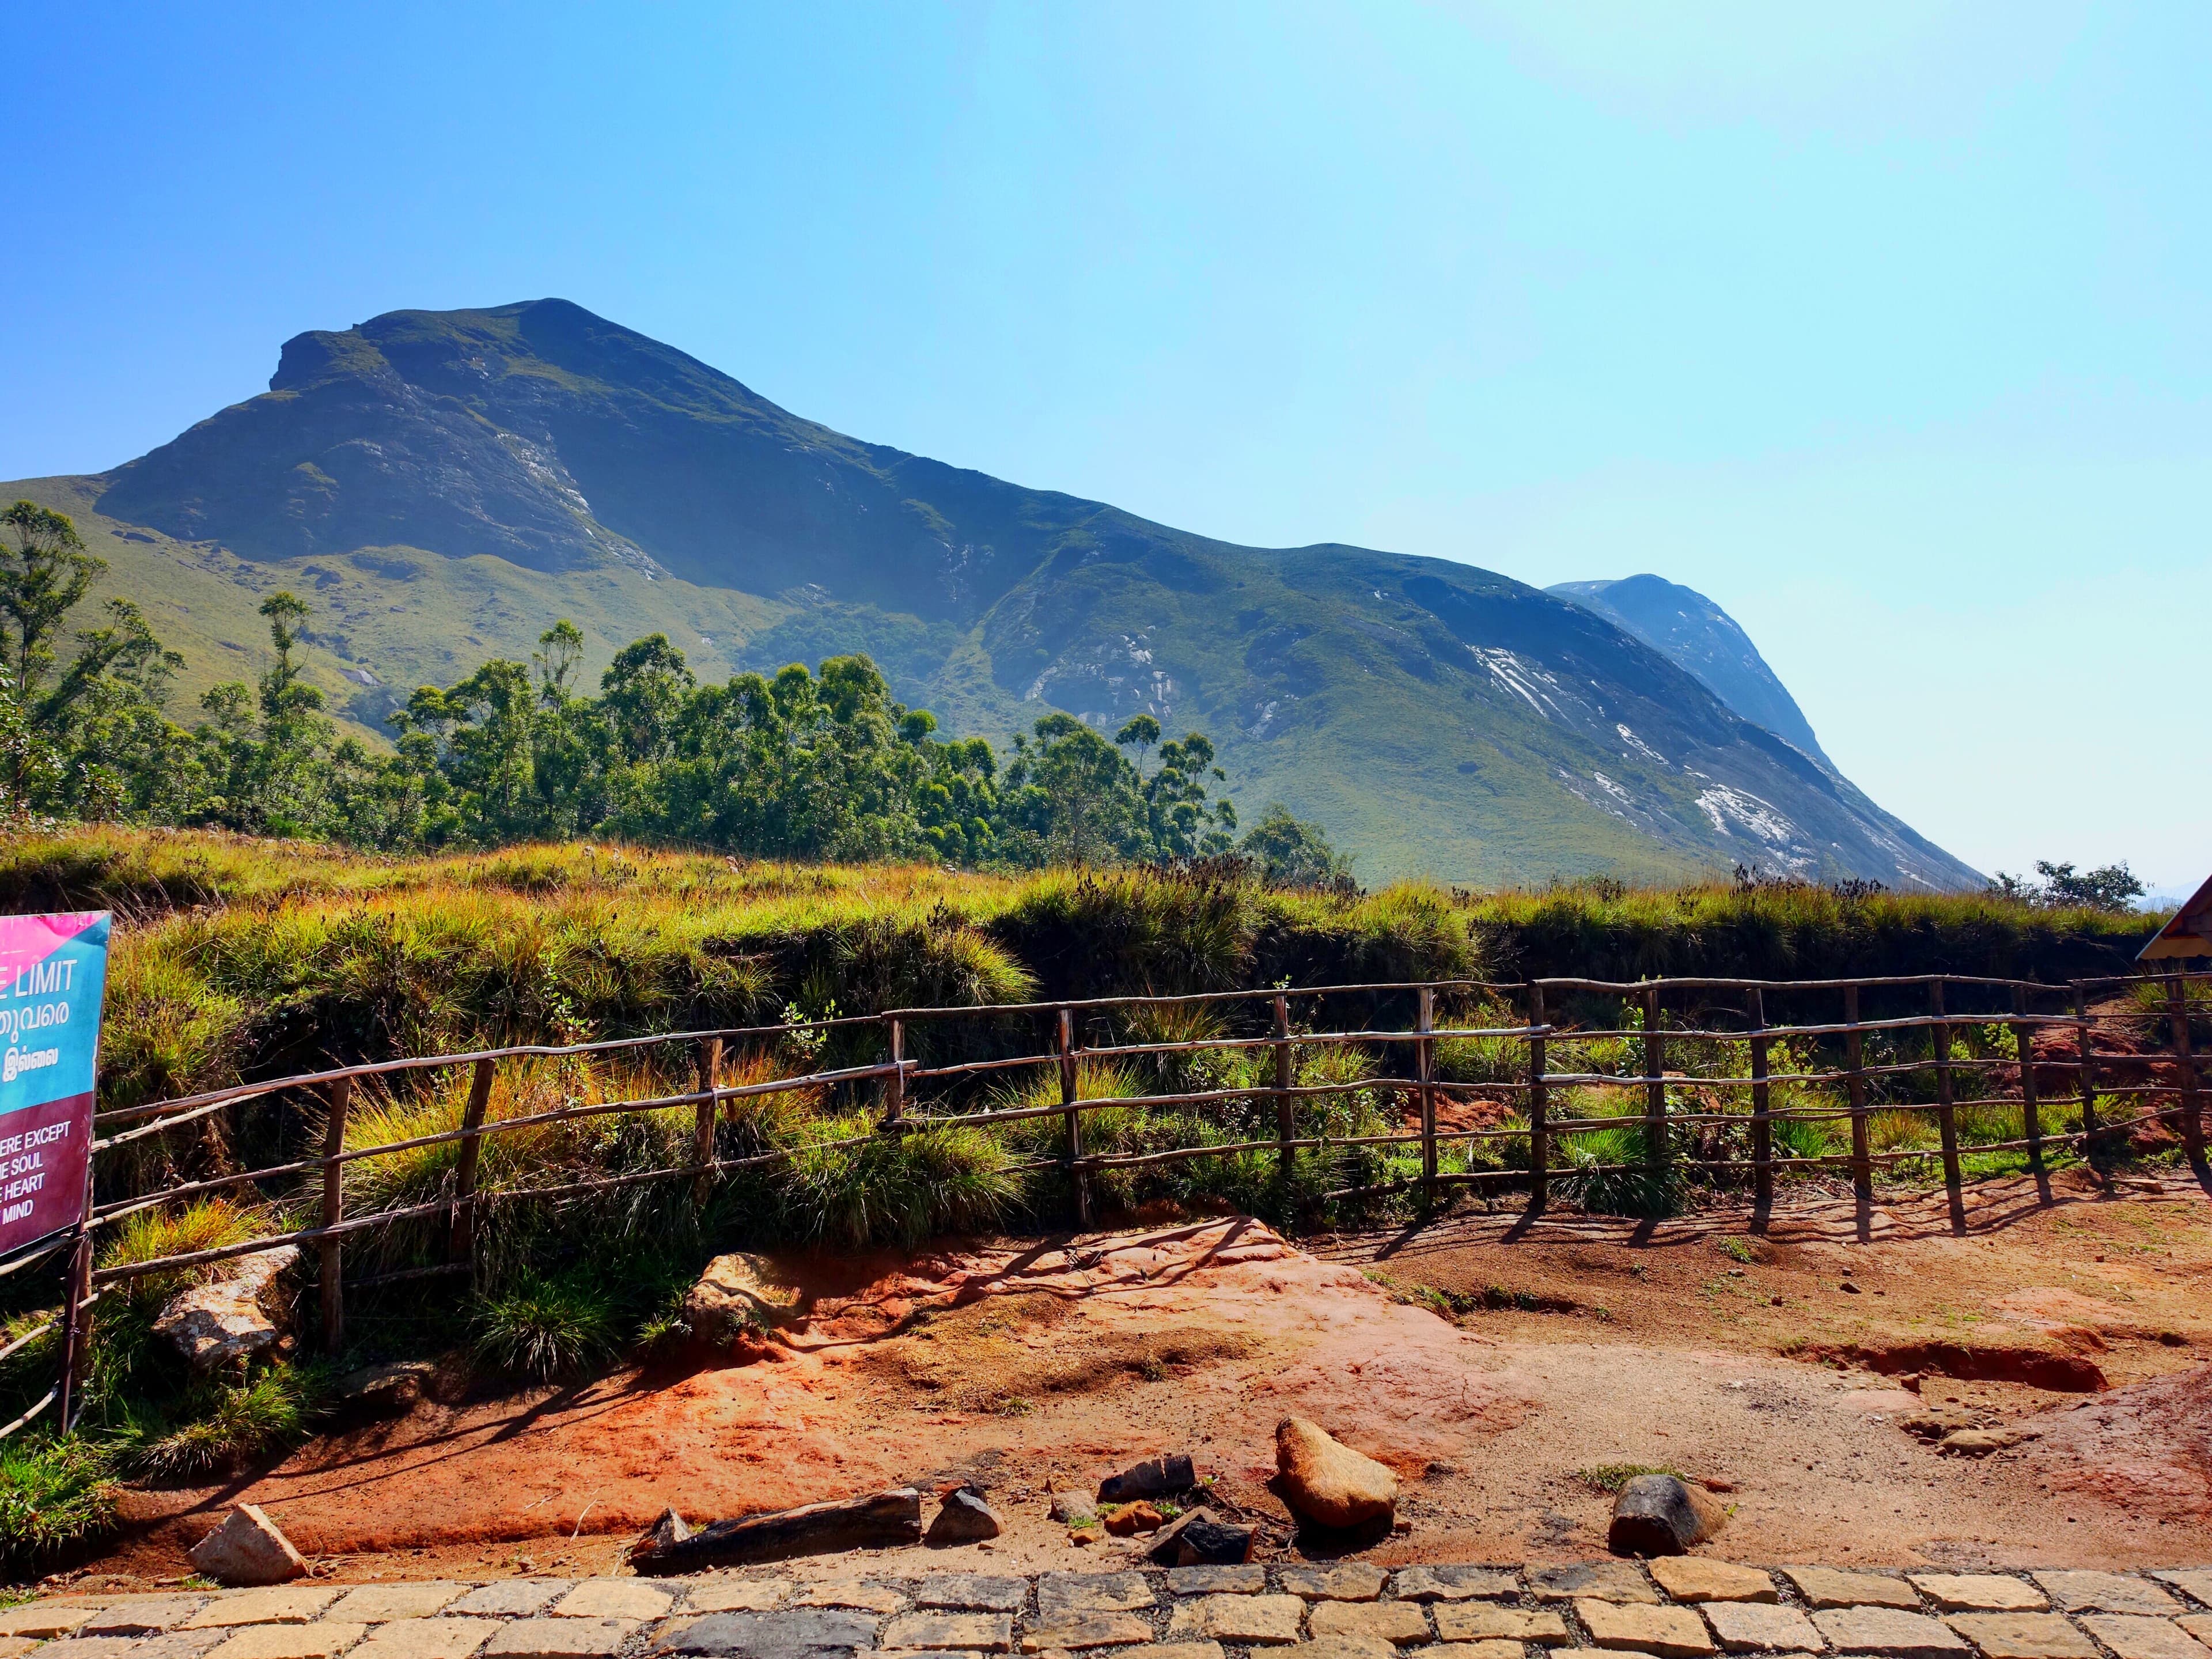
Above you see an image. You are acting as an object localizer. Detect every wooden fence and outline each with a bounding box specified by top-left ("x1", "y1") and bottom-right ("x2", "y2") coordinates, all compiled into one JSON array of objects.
[{"x1": 3, "y1": 966, "x2": 2206, "y2": 1440}]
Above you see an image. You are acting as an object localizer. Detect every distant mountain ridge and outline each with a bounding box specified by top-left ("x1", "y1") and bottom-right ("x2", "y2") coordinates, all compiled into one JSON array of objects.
[{"x1": 7, "y1": 298, "x2": 1979, "y2": 888}]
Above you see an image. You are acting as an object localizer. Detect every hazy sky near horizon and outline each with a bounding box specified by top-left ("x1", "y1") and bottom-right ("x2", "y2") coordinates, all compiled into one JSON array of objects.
[{"x1": 3, "y1": 3, "x2": 2207, "y2": 890}]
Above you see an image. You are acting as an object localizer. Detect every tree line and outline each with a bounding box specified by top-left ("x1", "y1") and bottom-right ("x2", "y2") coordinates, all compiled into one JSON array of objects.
[{"x1": 0, "y1": 502, "x2": 1353, "y2": 887}]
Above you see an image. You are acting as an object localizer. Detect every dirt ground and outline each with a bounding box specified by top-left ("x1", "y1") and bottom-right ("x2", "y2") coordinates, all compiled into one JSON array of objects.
[{"x1": 74, "y1": 1166, "x2": 2212, "y2": 1589}]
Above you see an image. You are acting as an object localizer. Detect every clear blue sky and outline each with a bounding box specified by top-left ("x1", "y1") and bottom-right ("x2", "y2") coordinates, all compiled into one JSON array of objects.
[{"x1": 3, "y1": 2, "x2": 2206, "y2": 890}]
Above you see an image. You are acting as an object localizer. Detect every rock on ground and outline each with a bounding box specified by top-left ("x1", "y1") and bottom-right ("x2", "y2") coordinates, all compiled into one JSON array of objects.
[
  {"x1": 925, "y1": 1490, "x2": 1002, "y2": 1544},
  {"x1": 683, "y1": 1253, "x2": 809, "y2": 1349},
  {"x1": 154, "y1": 1248, "x2": 297, "y2": 1373},
  {"x1": 1607, "y1": 1473, "x2": 1728, "y2": 1556},
  {"x1": 187, "y1": 1503, "x2": 307, "y2": 1586},
  {"x1": 1275, "y1": 1415, "x2": 1397, "y2": 1530}
]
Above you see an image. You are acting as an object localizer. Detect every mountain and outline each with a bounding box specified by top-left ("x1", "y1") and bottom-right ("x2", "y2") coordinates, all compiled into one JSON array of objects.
[
  {"x1": 4, "y1": 299, "x2": 1979, "y2": 889},
  {"x1": 1547, "y1": 575, "x2": 1828, "y2": 764}
]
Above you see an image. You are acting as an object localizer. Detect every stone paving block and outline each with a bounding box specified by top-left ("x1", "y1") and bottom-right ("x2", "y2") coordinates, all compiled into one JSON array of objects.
[
  {"x1": 0, "y1": 1605, "x2": 100, "y2": 1638},
  {"x1": 1650, "y1": 1562, "x2": 1778, "y2": 1605},
  {"x1": 324, "y1": 1588, "x2": 471, "y2": 1624},
  {"x1": 349, "y1": 1620, "x2": 502, "y2": 1659},
  {"x1": 1577, "y1": 1599, "x2": 1717, "y2": 1658},
  {"x1": 2077, "y1": 1616, "x2": 2212, "y2": 1659},
  {"x1": 133, "y1": 1631, "x2": 232, "y2": 1659},
  {"x1": 1165, "y1": 1595, "x2": 1305, "y2": 1646},
  {"x1": 2155, "y1": 1578, "x2": 2212, "y2": 1612},
  {"x1": 682, "y1": 1583, "x2": 789, "y2": 1616},
  {"x1": 1809, "y1": 1608, "x2": 1967, "y2": 1659},
  {"x1": 1389, "y1": 1568, "x2": 1517, "y2": 1604},
  {"x1": 1018, "y1": 1613, "x2": 1156, "y2": 1652},
  {"x1": 187, "y1": 1591, "x2": 344, "y2": 1631},
  {"x1": 1287, "y1": 1637, "x2": 1398, "y2": 1659},
  {"x1": 445, "y1": 1587, "x2": 571, "y2": 1620},
  {"x1": 87, "y1": 1600, "x2": 214, "y2": 1636},
  {"x1": 203, "y1": 1623, "x2": 370, "y2": 1659},
  {"x1": 1942, "y1": 1614, "x2": 2098, "y2": 1659},
  {"x1": 1702, "y1": 1603, "x2": 1820, "y2": 1654},
  {"x1": 2033, "y1": 1576, "x2": 2181, "y2": 1618},
  {"x1": 0, "y1": 1638, "x2": 36, "y2": 1659},
  {"x1": 919, "y1": 1578, "x2": 1027, "y2": 1615},
  {"x1": 1433, "y1": 1606, "x2": 1569, "y2": 1645},
  {"x1": 1533, "y1": 1565, "x2": 1658, "y2": 1605},
  {"x1": 1037, "y1": 1577, "x2": 1156, "y2": 1616},
  {"x1": 1909, "y1": 1579, "x2": 2046, "y2": 1615},
  {"x1": 484, "y1": 1620, "x2": 638, "y2": 1659},
  {"x1": 787, "y1": 1585, "x2": 907, "y2": 1615},
  {"x1": 1103, "y1": 1646, "x2": 1222, "y2": 1659},
  {"x1": 1429, "y1": 1644, "x2": 1520, "y2": 1659},
  {"x1": 1306, "y1": 1603, "x2": 1429, "y2": 1645},
  {"x1": 881, "y1": 1613, "x2": 1012, "y2": 1654},
  {"x1": 551, "y1": 1582, "x2": 675, "y2": 1622},
  {"x1": 1785, "y1": 1571, "x2": 1921, "y2": 1612},
  {"x1": 1281, "y1": 1566, "x2": 1388, "y2": 1603},
  {"x1": 653, "y1": 1611, "x2": 876, "y2": 1659},
  {"x1": 2184, "y1": 1620, "x2": 2212, "y2": 1649},
  {"x1": 32, "y1": 1639, "x2": 145, "y2": 1659},
  {"x1": 1168, "y1": 1569, "x2": 1264, "y2": 1597}
]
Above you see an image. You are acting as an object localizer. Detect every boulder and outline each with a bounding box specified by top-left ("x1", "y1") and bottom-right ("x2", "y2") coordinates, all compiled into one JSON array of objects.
[
  {"x1": 1047, "y1": 1490, "x2": 1097, "y2": 1527},
  {"x1": 1098, "y1": 1452, "x2": 1195, "y2": 1503},
  {"x1": 630, "y1": 1487, "x2": 922, "y2": 1573},
  {"x1": 683, "y1": 1253, "x2": 809, "y2": 1349},
  {"x1": 1606, "y1": 1474, "x2": 1728, "y2": 1556},
  {"x1": 329, "y1": 1358, "x2": 437, "y2": 1422},
  {"x1": 1275, "y1": 1415, "x2": 1397, "y2": 1530},
  {"x1": 1146, "y1": 1507, "x2": 1253, "y2": 1566},
  {"x1": 926, "y1": 1489, "x2": 1003, "y2": 1544},
  {"x1": 187, "y1": 1503, "x2": 306, "y2": 1585},
  {"x1": 154, "y1": 1247, "x2": 297, "y2": 1374}
]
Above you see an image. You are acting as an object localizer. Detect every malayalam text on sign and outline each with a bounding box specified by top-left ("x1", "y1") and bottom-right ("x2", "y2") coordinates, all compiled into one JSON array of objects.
[{"x1": 0, "y1": 911, "x2": 112, "y2": 1256}]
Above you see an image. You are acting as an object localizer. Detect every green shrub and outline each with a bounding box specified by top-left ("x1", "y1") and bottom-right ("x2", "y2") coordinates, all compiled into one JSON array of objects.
[
  {"x1": 471, "y1": 1274, "x2": 619, "y2": 1382},
  {"x1": 779, "y1": 1118, "x2": 1026, "y2": 1248},
  {"x1": 0, "y1": 1437, "x2": 119, "y2": 1569},
  {"x1": 134, "y1": 1367, "x2": 319, "y2": 1480}
]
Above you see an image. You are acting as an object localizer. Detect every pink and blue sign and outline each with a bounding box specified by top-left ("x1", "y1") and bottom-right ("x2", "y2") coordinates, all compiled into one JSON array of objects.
[{"x1": 0, "y1": 912, "x2": 111, "y2": 1256}]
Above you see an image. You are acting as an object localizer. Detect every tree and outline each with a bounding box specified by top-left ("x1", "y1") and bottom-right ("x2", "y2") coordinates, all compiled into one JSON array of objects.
[
  {"x1": 1240, "y1": 804, "x2": 1354, "y2": 892},
  {"x1": 1988, "y1": 859, "x2": 2146, "y2": 913}
]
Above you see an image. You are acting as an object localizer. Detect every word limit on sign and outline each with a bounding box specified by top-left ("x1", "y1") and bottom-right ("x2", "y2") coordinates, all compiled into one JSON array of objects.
[{"x1": 0, "y1": 913, "x2": 111, "y2": 1254}]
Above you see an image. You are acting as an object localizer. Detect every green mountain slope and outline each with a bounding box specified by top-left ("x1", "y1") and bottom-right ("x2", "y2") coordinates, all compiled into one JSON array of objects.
[{"x1": 5, "y1": 298, "x2": 1979, "y2": 888}]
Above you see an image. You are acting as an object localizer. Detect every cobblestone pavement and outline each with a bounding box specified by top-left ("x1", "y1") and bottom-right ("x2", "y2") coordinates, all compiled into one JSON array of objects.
[{"x1": 5, "y1": 1563, "x2": 2211, "y2": 1659}]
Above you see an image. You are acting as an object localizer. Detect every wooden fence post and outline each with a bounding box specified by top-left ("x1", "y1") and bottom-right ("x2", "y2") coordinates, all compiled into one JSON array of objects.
[
  {"x1": 2073, "y1": 986, "x2": 2101, "y2": 1169},
  {"x1": 2012, "y1": 985, "x2": 2045, "y2": 1181},
  {"x1": 1748, "y1": 986, "x2": 1772, "y2": 1218},
  {"x1": 449, "y1": 1058, "x2": 496, "y2": 1264},
  {"x1": 1526, "y1": 984, "x2": 1548, "y2": 1215},
  {"x1": 54, "y1": 1228, "x2": 90, "y2": 1433},
  {"x1": 882, "y1": 1018, "x2": 904, "y2": 1128},
  {"x1": 320, "y1": 1075, "x2": 353, "y2": 1357},
  {"x1": 1273, "y1": 994, "x2": 1295, "y2": 1183},
  {"x1": 1642, "y1": 985, "x2": 1666, "y2": 1181},
  {"x1": 1060, "y1": 1008, "x2": 1091, "y2": 1228},
  {"x1": 2169, "y1": 978, "x2": 2205, "y2": 1162},
  {"x1": 1843, "y1": 984, "x2": 1871, "y2": 1204},
  {"x1": 1417, "y1": 987, "x2": 1438, "y2": 1193},
  {"x1": 692, "y1": 1037, "x2": 722, "y2": 1206},
  {"x1": 1929, "y1": 981, "x2": 1962, "y2": 1203}
]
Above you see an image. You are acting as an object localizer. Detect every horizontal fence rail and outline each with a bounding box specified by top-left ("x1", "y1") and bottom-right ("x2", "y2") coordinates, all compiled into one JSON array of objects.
[{"x1": 3, "y1": 967, "x2": 2208, "y2": 1437}]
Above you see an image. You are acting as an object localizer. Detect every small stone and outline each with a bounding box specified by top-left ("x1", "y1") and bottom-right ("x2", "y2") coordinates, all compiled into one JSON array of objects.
[
  {"x1": 1067, "y1": 1526, "x2": 1104, "y2": 1547},
  {"x1": 1942, "y1": 1615, "x2": 2100, "y2": 1659},
  {"x1": 324, "y1": 1585, "x2": 469, "y2": 1623},
  {"x1": 787, "y1": 1586, "x2": 905, "y2": 1615},
  {"x1": 683, "y1": 1582, "x2": 790, "y2": 1615},
  {"x1": 1783, "y1": 1569, "x2": 1920, "y2": 1611},
  {"x1": 187, "y1": 1507, "x2": 309, "y2": 1588},
  {"x1": 1531, "y1": 1564, "x2": 1658, "y2": 1605},
  {"x1": 1099, "y1": 1455, "x2": 1196, "y2": 1503},
  {"x1": 204, "y1": 1624, "x2": 369, "y2": 1659},
  {"x1": 684, "y1": 1253, "x2": 808, "y2": 1347},
  {"x1": 1650, "y1": 1560, "x2": 1775, "y2": 1604},
  {"x1": 329, "y1": 1359, "x2": 437, "y2": 1422},
  {"x1": 487, "y1": 1619, "x2": 639, "y2": 1659},
  {"x1": 1608, "y1": 1474, "x2": 1726, "y2": 1556},
  {"x1": 2033, "y1": 1576, "x2": 2183, "y2": 1618},
  {"x1": 1702, "y1": 1604, "x2": 1819, "y2": 1655},
  {"x1": 552, "y1": 1582, "x2": 675, "y2": 1622},
  {"x1": 1047, "y1": 1493, "x2": 1096, "y2": 1527},
  {"x1": 927, "y1": 1492, "x2": 1005, "y2": 1546},
  {"x1": 1104, "y1": 1503, "x2": 1164, "y2": 1537},
  {"x1": 1575, "y1": 1599, "x2": 1716, "y2": 1657},
  {"x1": 1810, "y1": 1608, "x2": 1968, "y2": 1659},
  {"x1": 1037, "y1": 1575, "x2": 1154, "y2": 1616},
  {"x1": 1274, "y1": 1417, "x2": 1396, "y2": 1531},
  {"x1": 185, "y1": 1589, "x2": 341, "y2": 1630},
  {"x1": 1281, "y1": 1565, "x2": 1387, "y2": 1602},
  {"x1": 1910, "y1": 1577, "x2": 2046, "y2": 1614},
  {"x1": 881, "y1": 1613, "x2": 1012, "y2": 1654},
  {"x1": 82, "y1": 1599, "x2": 211, "y2": 1635},
  {"x1": 919, "y1": 1578, "x2": 1025, "y2": 1614},
  {"x1": 1306, "y1": 1603, "x2": 1429, "y2": 1645},
  {"x1": 1166, "y1": 1595, "x2": 1306, "y2": 1645},
  {"x1": 446, "y1": 1586, "x2": 571, "y2": 1619},
  {"x1": 1938, "y1": 1429, "x2": 2028, "y2": 1457},
  {"x1": 0, "y1": 1607, "x2": 98, "y2": 1639},
  {"x1": 2077, "y1": 1617, "x2": 2212, "y2": 1659},
  {"x1": 653, "y1": 1611, "x2": 876, "y2": 1659},
  {"x1": 2154, "y1": 1577, "x2": 2212, "y2": 1610},
  {"x1": 1018, "y1": 1615, "x2": 1154, "y2": 1653},
  {"x1": 155, "y1": 1248, "x2": 297, "y2": 1374},
  {"x1": 1169, "y1": 1569, "x2": 1266, "y2": 1597},
  {"x1": 1150, "y1": 1511, "x2": 1251, "y2": 1568},
  {"x1": 351, "y1": 1620, "x2": 504, "y2": 1659},
  {"x1": 1390, "y1": 1569, "x2": 1517, "y2": 1604}
]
